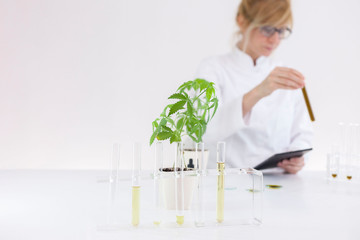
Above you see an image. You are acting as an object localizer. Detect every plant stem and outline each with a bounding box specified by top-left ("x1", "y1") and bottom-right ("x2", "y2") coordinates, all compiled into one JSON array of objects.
[
  {"x1": 179, "y1": 114, "x2": 188, "y2": 141},
  {"x1": 192, "y1": 89, "x2": 207, "y2": 102}
]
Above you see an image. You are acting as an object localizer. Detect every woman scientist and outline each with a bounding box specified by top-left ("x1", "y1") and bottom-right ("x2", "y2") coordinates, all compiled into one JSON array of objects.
[{"x1": 196, "y1": 0, "x2": 313, "y2": 174}]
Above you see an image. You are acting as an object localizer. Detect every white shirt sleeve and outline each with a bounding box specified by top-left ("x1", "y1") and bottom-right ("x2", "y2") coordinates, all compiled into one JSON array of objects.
[
  {"x1": 289, "y1": 90, "x2": 314, "y2": 151},
  {"x1": 194, "y1": 58, "x2": 248, "y2": 142}
]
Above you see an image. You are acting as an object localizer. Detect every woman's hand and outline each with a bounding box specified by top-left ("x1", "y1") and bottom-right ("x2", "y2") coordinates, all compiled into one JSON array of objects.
[
  {"x1": 242, "y1": 67, "x2": 305, "y2": 117},
  {"x1": 256, "y1": 67, "x2": 305, "y2": 98},
  {"x1": 277, "y1": 157, "x2": 305, "y2": 174}
]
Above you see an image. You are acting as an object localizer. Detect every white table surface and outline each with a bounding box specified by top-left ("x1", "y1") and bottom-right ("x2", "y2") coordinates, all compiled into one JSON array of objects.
[{"x1": 1, "y1": 169, "x2": 359, "y2": 240}]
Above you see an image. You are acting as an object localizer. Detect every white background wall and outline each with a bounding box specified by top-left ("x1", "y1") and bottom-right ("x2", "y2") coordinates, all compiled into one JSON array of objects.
[{"x1": 1, "y1": 0, "x2": 359, "y2": 170}]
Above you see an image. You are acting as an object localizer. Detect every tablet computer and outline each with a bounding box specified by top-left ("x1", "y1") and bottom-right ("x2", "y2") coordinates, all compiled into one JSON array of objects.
[{"x1": 254, "y1": 148, "x2": 312, "y2": 170}]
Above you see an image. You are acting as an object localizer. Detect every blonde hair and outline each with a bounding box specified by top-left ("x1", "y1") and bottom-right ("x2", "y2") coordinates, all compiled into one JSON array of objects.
[
  {"x1": 235, "y1": 0, "x2": 293, "y2": 48},
  {"x1": 237, "y1": 0, "x2": 293, "y2": 28}
]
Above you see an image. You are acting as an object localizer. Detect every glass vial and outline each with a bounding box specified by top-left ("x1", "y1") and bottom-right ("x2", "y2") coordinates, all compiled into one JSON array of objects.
[
  {"x1": 195, "y1": 142, "x2": 205, "y2": 226},
  {"x1": 131, "y1": 143, "x2": 141, "y2": 226},
  {"x1": 153, "y1": 142, "x2": 163, "y2": 226},
  {"x1": 107, "y1": 143, "x2": 121, "y2": 224},
  {"x1": 216, "y1": 142, "x2": 226, "y2": 223},
  {"x1": 174, "y1": 142, "x2": 184, "y2": 225}
]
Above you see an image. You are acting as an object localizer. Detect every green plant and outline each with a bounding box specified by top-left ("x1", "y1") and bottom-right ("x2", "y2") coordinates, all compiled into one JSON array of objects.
[{"x1": 150, "y1": 78, "x2": 218, "y2": 146}]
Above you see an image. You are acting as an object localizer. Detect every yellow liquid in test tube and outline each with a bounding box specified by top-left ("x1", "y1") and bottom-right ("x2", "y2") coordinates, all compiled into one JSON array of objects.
[
  {"x1": 176, "y1": 215, "x2": 184, "y2": 225},
  {"x1": 132, "y1": 186, "x2": 140, "y2": 226},
  {"x1": 217, "y1": 162, "x2": 224, "y2": 223}
]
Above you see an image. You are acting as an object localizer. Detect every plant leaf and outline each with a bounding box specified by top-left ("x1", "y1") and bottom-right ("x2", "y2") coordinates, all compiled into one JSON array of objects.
[
  {"x1": 199, "y1": 80, "x2": 208, "y2": 92},
  {"x1": 170, "y1": 132, "x2": 181, "y2": 143},
  {"x1": 161, "y1": 105, "x2": 172, "y2": 117},
  {"x1": 150, "y1": 130, "x2": 157, "y2": 145},
  {"x1": 176, "y1": 116, "x2": 185, "y2": 130},
  {"x1": 195, "y1": 129, "x2": 201, "y2": 142},
  {"x1": 165, "y1": 117, "x2": 175, "y2": 127},
  {"x1": 159, "y1": 118, "x2": 167, "y2": 126},
  {"x1": 152, "y1": 78, "x2": 218, "y2": 145},
  {"x1": 168, "y1": 93, "x2": 187, "y2": 100},
  {"x1": 162, "y1": 125, "x2": 173, "y2": 133},
  {"x1": 210, "y1": 98, "x2": 218, "y2": 120},
  {"x1": 168, "y1": 100, "x2": 186, "y2": 116},
  {"x1": 200, "y1": 120, "x2": 207, "y2": 137},
  {"x1": 156, "y1": 131, "x2": 173, "y2": 140},
  {"x1": 152, "y1": 119, "x2": 159, "y2": 132},
  {"x1": 206, "y1": 88, "x2": 212, "y2": 101},
  {"x1": 187, "y1": 101, "x2": 193, "y2": 116},
  {"x1": 188, "y1": 134, "x2": 198, "y2": 143},
  {"x1": 192, "y1": 80, "x2": 199, "y2": 91},
  {"x1": 177, "y1": 81, "x2": 192, "y2": 93},
  {"x1": 150, "y1": 118, "x2": 164, "y2": 145}
]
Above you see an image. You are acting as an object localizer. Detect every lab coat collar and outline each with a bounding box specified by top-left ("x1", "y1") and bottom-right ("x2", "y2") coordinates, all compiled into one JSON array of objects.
[{"x1": 233, "y1": 46, "x2": 268, "y2": 70}]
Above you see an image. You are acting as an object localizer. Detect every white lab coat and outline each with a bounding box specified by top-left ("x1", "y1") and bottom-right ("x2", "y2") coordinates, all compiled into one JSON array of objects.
[{"x1": 195, "y1": 47, "x2": 313, "y2": 169}]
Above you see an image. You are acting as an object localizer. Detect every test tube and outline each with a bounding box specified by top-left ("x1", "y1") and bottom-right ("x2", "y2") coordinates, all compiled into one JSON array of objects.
[
  {"x1": 195, "y1": 142, "x2": 205, "y2": 226},
  {"x1": 107, "y1": 143, "x2": 120, "y2": 224},
  {"x1": 346, "y1": 123, "x2": 359, "y2": 180},
  {"x1": 337, "y1": 122, "x2": 347, "y2": 178},
  {"x1": 338, "y1": 122, "x2": 345, "y2": 154},
  {"x1": 174, "y1": 142, "x2": 184, "y2": 225},
  {"x1": 301, "y1": 87, "x2": 315, "y2": 122},
  {"x1": 327, "y1": 150, "x2": 339, "y2": 180},
  {"x1": 354, "y1": 124, "x2": 360, "y2": 179},
  {"x1": 354, "y1": 123, "x2": 360, "y2": 158},
  {"x1": 216, "y1": 142, "x2": 225, "y2": 223},
  {"x1": 153, "y1": 142, "x2": 163, "y2": 226},
  {"x1": 131, "y1": 143, "x2": 141, "y2": 226}
]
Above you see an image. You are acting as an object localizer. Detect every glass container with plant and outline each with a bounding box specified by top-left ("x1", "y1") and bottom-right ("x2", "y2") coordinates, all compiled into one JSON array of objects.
[
  {"x1": 150, "y1": 79, "x2": 218, "y2": 225},
  {"x1": 150, "y1": 78, "x2": 218, "y2": 170}
]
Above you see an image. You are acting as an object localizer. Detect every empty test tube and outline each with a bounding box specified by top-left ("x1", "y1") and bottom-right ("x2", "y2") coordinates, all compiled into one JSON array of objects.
[
  {"x1": 107, "y1": 143, "x2": 120, "y2": 224},
  {"x1": 195, "y1": 142, "x2": 205, "y2": 226},
  {"x1": 153, "y1": 142, "x2": 163, "y2": 226}
]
